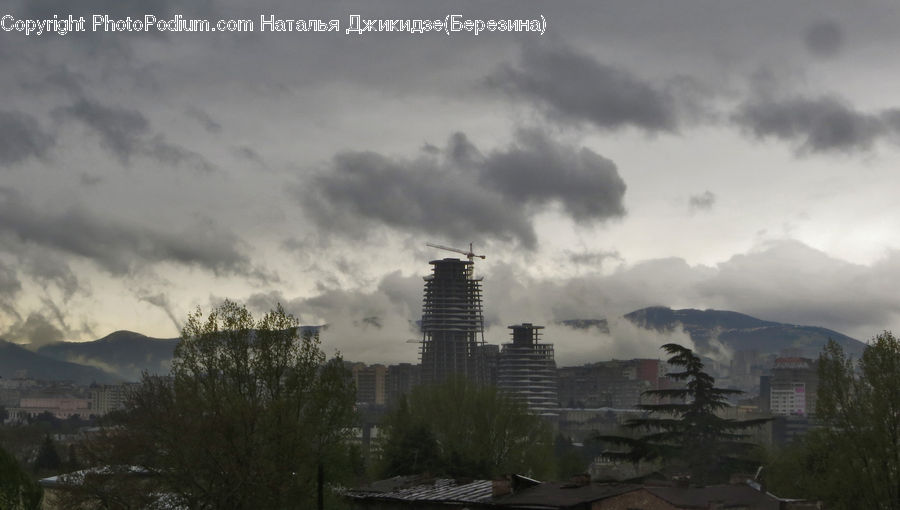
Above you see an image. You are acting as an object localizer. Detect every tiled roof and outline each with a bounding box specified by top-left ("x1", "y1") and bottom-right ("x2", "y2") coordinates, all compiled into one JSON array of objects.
[
  {"x1": 493, "y1": 482, "x2": 640, "y2": 508},
  {"x1": 645, "y1": 484, "x2": 783, "y2": 510},
  {"x1": 346, "y1": 476, "x2": 494, "y2": 504}
]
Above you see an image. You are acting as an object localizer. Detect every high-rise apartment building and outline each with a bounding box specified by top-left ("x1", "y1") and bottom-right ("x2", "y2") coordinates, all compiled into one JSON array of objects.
[
  {"x1": 497, "y1": 323, "x2": 558, "y2": 413},
  {"x1": 767, "y1": 357, "x2": 818, "y2": 416},
  {"x1": 351, "y1": 363, "x2": 387, "y2": 405},
  {"x1": 385, "y1": 363, "x2": 420, "y2": 407},
  {"x1": 419, "y1": 258, "x2": 485, "y2": 385},
  {"x1": 91, "y1": 383, "x2": 138, "y2": 416}
]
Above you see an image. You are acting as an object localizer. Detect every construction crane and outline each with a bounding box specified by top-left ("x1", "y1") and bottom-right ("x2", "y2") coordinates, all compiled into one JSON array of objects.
[{"x1": 426, "y1": 242, "x2": 486, "y2": 262}]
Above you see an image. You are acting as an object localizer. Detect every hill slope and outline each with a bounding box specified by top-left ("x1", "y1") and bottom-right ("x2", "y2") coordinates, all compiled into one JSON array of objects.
[
  {"x1": 0, "y1": 339, "x2": 118, "y2": 384},
  {"x1": 623, "y1": 306, "x2": 866, "y2": 358},
  {"x1": 38, "y1": 331, "x2": 180, "y2": 382}
]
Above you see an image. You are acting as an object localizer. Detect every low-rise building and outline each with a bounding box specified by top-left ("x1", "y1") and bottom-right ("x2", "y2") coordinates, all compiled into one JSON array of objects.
[{"x1": 8, "y1": 396, "x2": 91, "y2": 421}]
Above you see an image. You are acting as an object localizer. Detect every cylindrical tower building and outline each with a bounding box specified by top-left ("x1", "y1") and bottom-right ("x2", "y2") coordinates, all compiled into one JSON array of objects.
[
  {"x1": 497, "y1": 323, "x2": 559, "y2": 414},
  {"x1": 419, "y1": 258, "x2": 485, "y2": 385}
]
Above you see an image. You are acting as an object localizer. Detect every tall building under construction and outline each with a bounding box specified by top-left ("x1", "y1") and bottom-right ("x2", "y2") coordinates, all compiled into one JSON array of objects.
[
  {"x1": 419, "y1": 258, "x2": 485, "y2": 385},
  {"x1": 497, "y1": 323, "x2": 559, "y2": 414}
]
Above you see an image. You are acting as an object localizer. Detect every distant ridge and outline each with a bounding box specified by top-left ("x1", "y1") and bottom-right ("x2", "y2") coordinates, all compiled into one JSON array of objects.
[
  {"x1": 38, "y1": 330, "x2": 180, "y2": 382},
  {"x1": 0, "y1": 338, "x2": 118, "y2": 384},
  {"x1": 36, "y1": 327, "x2": 325, "y2": 383},
  {"x1": 621, "y1": 306, "x2": 866, "y2": 358},
  {"x1": 557, "y1": 319, "x2": 610, "y2": 334}
]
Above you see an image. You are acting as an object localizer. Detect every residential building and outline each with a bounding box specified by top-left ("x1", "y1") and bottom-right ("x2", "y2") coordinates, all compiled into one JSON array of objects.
[
  {"x1": 419, "y1": 258, "x2": 486, "y2": 385},
  {"x1": 767, "y1": 357, "x2": 818, "y2": 416},
  {"x1": 557, "y1": 359, "x2": 662, "y2": 409},
  {"x1": 90, "y1": 383, "x2": 137, "y2": 416},
  {"x1": 497, "y1": 324, "x2": 558, "y2": 414},
  {"x1": 385, "y1": 363, "x2": 419, "y2": 407},
  {"x1": 352, "y1": 363, "x2": 387, "y2": 405},
  {"x1": 7, "y1": 396, "x2": 91, "y2": 421}
]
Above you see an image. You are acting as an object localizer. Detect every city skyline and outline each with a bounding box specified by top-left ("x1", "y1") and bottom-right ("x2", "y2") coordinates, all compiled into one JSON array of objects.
[{"x1": 2, "y1": 1, "x2": 900, "y2": 366}]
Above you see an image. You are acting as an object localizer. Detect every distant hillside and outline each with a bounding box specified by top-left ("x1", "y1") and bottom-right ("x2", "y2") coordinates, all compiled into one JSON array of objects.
[
  {"x1": 622, "y1": 306, "x2": 866, "y2": 359},
  {"x1": 557, "y1": 319, "x2": 610, "y2": 334},
  {"x1": 38, "y1": 331, "x2": 180, "y2": 382},
  {"x1": 0, "y1": 339, "x2": 117, "y2": 384},
  {"x1": 36, "y1": 327, "x2": 324, "y2": 383}
]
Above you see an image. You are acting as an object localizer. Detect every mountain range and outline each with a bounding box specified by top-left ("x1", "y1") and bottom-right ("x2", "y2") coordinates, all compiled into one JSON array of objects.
[
  {"x1": 0, "y1": 307, "x2": 870, "y2": 383},
  {"x1": 622, "y1": 306, "x2": 867, "y2": 359},
  {"x1": 37, "y1": 330, "x2": 180, "y2": 383},
  {"x1": 0, "y1": 338, "x2": 119, "y2": 384}
]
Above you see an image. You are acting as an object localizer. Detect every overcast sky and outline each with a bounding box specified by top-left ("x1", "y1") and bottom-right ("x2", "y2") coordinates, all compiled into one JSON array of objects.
[{"x1": 3, "y1": 0, "x2": 900, "y2": 364}]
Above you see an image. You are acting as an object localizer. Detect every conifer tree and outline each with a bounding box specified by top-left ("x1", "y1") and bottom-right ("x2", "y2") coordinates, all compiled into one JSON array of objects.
[{"x1": 595, "y1": 343, "x2": 768, "y2": 484}]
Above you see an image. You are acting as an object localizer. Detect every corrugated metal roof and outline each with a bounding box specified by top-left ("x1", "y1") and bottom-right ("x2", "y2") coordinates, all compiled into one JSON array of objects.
[{"x1": 346, "y1": 477, "x2": 494, "y2": 503}]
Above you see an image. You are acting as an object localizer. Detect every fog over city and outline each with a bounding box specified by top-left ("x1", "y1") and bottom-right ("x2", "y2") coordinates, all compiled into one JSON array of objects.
[{"x1": 3, "y1": 0, "x2": 900, "y2": 365}]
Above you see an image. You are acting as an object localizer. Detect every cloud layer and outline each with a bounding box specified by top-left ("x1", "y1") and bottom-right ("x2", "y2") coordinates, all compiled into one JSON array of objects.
[
  {"x1": 489, "y1": 43, "x2": 680, "y2": 132},
  {"x1": 0, "y1": 111, "x2": 54, "y2": 167},
  {"x1": 301, "y1": 130, "x2": 627, "y2": 249},
  {"x1": 734, "y1": 95, "x2": 900, "y2": 154},
  {"x1": 0, "y1": 187, "x2": 252, "y2": 276}
]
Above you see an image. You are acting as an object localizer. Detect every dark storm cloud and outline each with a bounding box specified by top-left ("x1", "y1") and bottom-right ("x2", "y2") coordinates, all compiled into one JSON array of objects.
[
  {"x1": 24, "y1": 250, "x2": 82, "y2": 300},
  {"x1": 59, "y1": 99, "x2": 146, "y2": 163},
  {"x1": 79, "y1": 174, "x2": 103, "y2": 187},
  {"x1": 185, "y1": 106, "x2": 222, "y2": 134},
  {"x1": 734, "y1": 95, "x2": 893, "y2": 154},
  {"x1": 40, "y1": 296, "x2": 69, "y2": 331},
  {"x1": 58, "y1": 99, "x2": 213, "y2": 171},
  {"x1": 0, "y1": 260, "x2": 22, "y2": 320},
  {"x1": 488, "y1": 43, "x2": 678, "y2": 132},
  {"x1": 304, "y1": 148, "x2": 536, "y2": 247},
  {"x1": 147, "y1": 135, "x2": 215, "y2": 173},
  {"x1": 480, "y1": 130, "x2": 626, "y2": 222},
  {"x1": 688, "y1": 191, "x2": 716, "y2": 212},
  {"x1": 302, "y1": 130, "x2": 627, "y2": 249},
  {"x1": 567, "y1": 250, "x2": 622, "y2": 267},
  {"x1": 0, "y1": 261, "x2": 21, "y2": 297},
  {"x1": 234, "y1": 146, "x2": 264, "y2": 165},
  {"x1": 0, "y1": 111, "x2": 54, "y2": 167},
  {"x1": 805, "y1": 20, "x2": 844, "y2": 58},
  {"x1": 3, "y1": 312, "x2": 64, "y2": 348},
  {"x1": 138, "y1": 292, "x2": 183, "y2": 332},
  {"x1": 0, "y1": 187, "x2": 253, "y2": 277}
]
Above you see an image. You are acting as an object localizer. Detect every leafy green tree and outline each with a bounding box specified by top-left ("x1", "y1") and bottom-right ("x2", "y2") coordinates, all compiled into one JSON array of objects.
[
  {"x1": 380, "y1": 397, "x2": 441, "y2": 476},
  {"x1": 81, "y1": 300, "x2": 357, "y2": 510},
  {"x1": 553, "y1": 434, "x2": 591, "y2": 479},
  {"x1": 766, "y1": 333, "x2": 900, "y2": 509},
  {"x1": 33, "y1": 434, "x2": 61, "y2": 474},
  {"x1": 379, "y1": 378, "x2": 554, "y2": 479},
  {"x1": 763, "y1": 428, "x2": 849, "y2": 506},
  {"x1": 595, "y1": 343, "x2": 768, "y2": 484},
  {"x1": 65, "y1": 444, "x2": 80, "y2": 471},
  {"x1": 0, "y1": 445, "x2": 42, "y2": 510}
]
